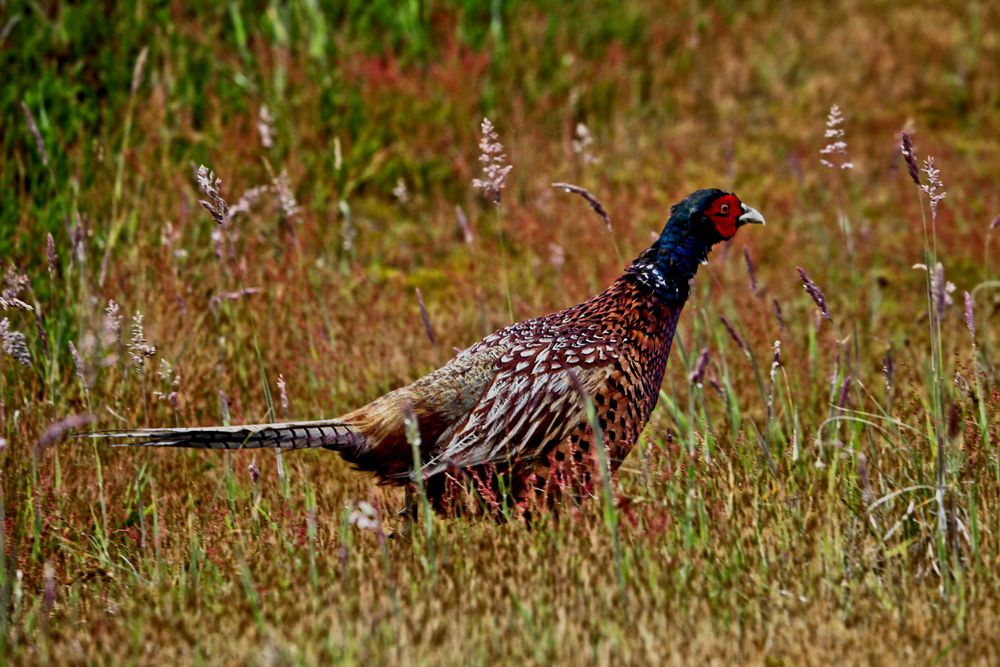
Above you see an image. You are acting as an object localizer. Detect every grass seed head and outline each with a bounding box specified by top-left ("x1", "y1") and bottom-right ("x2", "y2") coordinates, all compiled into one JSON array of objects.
[
  {"x1": 719, "y1": 315, "x2": 750, "y2": 354},
  {"x1": 0, "y1": 317, "x2": 31, "y2": 367},
  {"x1": 1, "y1": 265, "x2": 32, "y2": 312},
  {"x1": 46, "y1": 233, "x2": 57, "y2": 275},
  {"x1": 128, "y1": 311, "x2": 157, "y2": 375},
  {"x1": 571, "y1": 122, "x2": 598, "y2": 165},
  {"x1": 258, "y1": 104, "x2": 274, "y2": 148},
  {"x1": 900, "y1": 131, "x2": 921, "y2": 185},
  {"x1": 772, "y1": 297, "x2": 786, "y2": 332},
  {"x1": 551, "y1": 182, "x2": 612, "y2": 232},
  {"x1": 277, "y1": 373, "x2": 289, "y2": 416},
  {"x1": 688, "y1": 347, "x2": 710, "y2": 385},
  {"x1": 963, "y1": 291, "x2": 975, "y2": 338},
  {"x1": 69, "y1": 341, "x2": 88, "y2": 389},
  {"x1": 472, "y1": 117, "x2": 512, "y2": 205},
  {"x1": 103, "y1": 300, "x2": 122, "y2": 346},
  {"x1": 819, "y1": 104, "x2": 854, "y2": 170},
  {"x1": 797, "y1": 266, "x2": 834, "y2": 324},
  {"x1": 195, "y1": 165, "x2": 230, "y2": 226},
  {"x1": 920, "y1": 157, "x2": 947, "y2": 221}
]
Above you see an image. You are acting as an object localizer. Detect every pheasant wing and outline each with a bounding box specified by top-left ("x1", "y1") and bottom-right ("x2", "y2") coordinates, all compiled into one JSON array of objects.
[{"x1": 422, "y1": 327, "x2": 618, "y2": 475}]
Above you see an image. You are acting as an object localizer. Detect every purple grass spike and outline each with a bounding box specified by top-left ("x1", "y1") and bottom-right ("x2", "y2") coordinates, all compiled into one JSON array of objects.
[
  {"x1": 796, "y1": 266, "x2": 834, "y2": 324},
  {"x1": 900, "y1": 131, "x2": 920, "y2": 186},
  {"x1": 719, "y1": 315, "x2": 750, "y2": 354},
  {"x1": 551, "y1": 183, "x2": 613, "y2": 233},
  {"x1": 688, "y1": 347, "x2": 710, "y2": 385},
  {"x1": 963, "y1": 291, "x2": 975, "y2": 338}
]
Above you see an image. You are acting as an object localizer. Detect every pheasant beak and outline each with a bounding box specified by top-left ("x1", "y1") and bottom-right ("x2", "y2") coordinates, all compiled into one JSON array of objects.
[{"x1": 738, "y1": 203, "x2": 766, "y2": 226}]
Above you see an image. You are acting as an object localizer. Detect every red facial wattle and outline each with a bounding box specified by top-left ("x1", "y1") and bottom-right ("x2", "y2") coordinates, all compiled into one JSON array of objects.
[{"x1": 705, "y1": 193, "x2": 743, "y2": 238}]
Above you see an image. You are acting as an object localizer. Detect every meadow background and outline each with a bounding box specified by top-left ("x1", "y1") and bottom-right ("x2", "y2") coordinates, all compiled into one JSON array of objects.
[{"x1": 2, "y1": 0, "x2": 999, "y2": 663}]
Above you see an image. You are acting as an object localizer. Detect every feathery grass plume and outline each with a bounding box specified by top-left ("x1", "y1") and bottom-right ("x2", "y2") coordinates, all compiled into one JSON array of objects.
[
  {"x1": 273, "y1": 169, "x2": 299, "y2": 222},
  {"x1": 913, "y1": 263, "x2": 954, "y2": 318},
  {"x1": 719, "y1": 315, "x2": 750, "y2": 354},
  {"x1": 0, "y1": 318, "x2": 31, "y2": 367},
  {"x1": 20, "y1": 101, "x2": 49, "y2": 167},
  {"x1": 688, "y1": 347, "x2": 710, "y2": 385},
  {"x1": 796, "y1": 267, "x2": 834, "y2": 324},
  {"x1": 277, "y1": 373, "x2": 289, "y2": 418},
  {"x1": 900, "y1": 132, "x2": 920, "y2": 185},
  {"x1": 819, "y1": 104, "x2": 854, "y2": 170},
  {"x1": 46, "y1": 233, "x2": 57, "y2": 275},
  {"x1": 208, "y1": 287, "x2": 261, "y2": 315},
  {"x1": 415, "y1": 288, "x2": 436, "y2": 346},
  {"x1": 920, "y1": 157, "x2": 947, "y2": 222},
  {"x1": 472, "y1": 118, "x2": 512, "y2": 205},
  {"x1": 551, "y1": 183, "x2": 612, "y2": 233},
  {"x1": 229, "y1": 185, "x2": 268, "y2": 219},
  {"x1": 932, "y1": 262, "x2": 949, "y2": 319},
  {"x1": 69, "y1": 341, "x2": 88, "y2": 390},
  {"x1": 103, "y1": 300, "x2": 122, "y2": 346},
  {"x1": 571, "y1": 122, "x2": 598, "y2": 165},
  {"x1": 1, "y1": 265, "x2": 32, "y2": 311},
  {"x1": 127, "y1": 311, "x2": 157, "y2": 375},
  {"x1": 153, "y1": 358, "x2": 180, "y2": 408},
  {"x1": 392, "y1": 178, "x2": 410, "y2": 204},
  {"x1": 258, "y1": 105, "x2": 274, "y2": 149},
  {"x1": 548, "y1": 243, "x2": 565, "y2": 269},
  {"x1": 194, "y1": 165, "x2": 229, "y2": 226},
  {"x1": 963, "y1": 291, "x2": 975, "y2": 338},
  {"x1": 743, "y1": 246, "x2": 759, "y2": 294},
  {"x1": 455, "y1": 205, "x2": 474, "y2": 245},
  {"x1": 130, "y1": 45, "x2": 148, "y2": 95},
  {"x1": 229, "y1": 185, "x2": 271, "y2": 220}
]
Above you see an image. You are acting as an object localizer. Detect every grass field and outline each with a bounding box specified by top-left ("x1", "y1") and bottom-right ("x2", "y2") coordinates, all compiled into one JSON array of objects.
[{"x1": 2, "y1": 1, "x2": 1000, "y2": 663}]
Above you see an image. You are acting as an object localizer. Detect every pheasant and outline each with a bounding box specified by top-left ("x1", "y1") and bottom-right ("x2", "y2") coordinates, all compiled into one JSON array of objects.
[{"x1": 92, "y1": 189, "x2": 764, "y2": 514}]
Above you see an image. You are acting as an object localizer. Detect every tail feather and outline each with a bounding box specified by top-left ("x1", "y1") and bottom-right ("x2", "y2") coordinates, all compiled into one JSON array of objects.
[{"x1": 82, "y1": 419, "x2": 365, "y2": 452}]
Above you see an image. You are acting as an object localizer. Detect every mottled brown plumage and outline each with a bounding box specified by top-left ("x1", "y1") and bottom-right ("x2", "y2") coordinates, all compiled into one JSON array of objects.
[{"x1": 88, "y1": 189, "x2": 764, "y2": 515}]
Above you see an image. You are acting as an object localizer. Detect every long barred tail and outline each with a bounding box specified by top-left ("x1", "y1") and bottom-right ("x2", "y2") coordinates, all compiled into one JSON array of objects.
[{"x1": 83, "y1": 419, "x2": 366, "y2": 452}]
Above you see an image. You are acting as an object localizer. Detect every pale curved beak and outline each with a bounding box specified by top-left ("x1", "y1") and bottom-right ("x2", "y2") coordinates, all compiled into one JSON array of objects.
[{"x1": 738, "y1": 203, "x2": 766, "y2": 226}]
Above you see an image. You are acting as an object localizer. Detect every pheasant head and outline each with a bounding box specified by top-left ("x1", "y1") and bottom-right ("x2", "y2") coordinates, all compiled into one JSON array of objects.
[{"x1": 627, "y1": 189, "x2": 765, "y2": 304}]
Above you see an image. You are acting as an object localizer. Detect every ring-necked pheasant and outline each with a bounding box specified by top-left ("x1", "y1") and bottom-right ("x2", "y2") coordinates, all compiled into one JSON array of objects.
[{"x1": 90, "y1": 189, "x2": 763, "y2": 513}]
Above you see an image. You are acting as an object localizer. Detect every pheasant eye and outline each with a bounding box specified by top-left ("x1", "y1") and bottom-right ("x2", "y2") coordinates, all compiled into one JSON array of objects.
[{"x1": 719, "y1": 204, "x2": 729, "y2": 214}]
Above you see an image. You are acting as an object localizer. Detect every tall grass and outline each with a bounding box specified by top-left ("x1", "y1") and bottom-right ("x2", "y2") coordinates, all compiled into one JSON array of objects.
[{"x1": 1, "y1": 0, "x2": 998, "y2": 663}]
